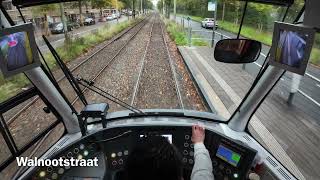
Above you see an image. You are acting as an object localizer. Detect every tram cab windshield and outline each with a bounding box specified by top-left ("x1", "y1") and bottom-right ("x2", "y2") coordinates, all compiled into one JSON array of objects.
[{"x1": 0, "y1": 0, "x2": 319, "y2": 180}]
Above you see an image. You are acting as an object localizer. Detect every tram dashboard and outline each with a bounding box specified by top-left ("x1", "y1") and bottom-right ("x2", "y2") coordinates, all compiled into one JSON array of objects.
[{"x1": 26, "y1": 125, "x2": 257, "y2": 180}]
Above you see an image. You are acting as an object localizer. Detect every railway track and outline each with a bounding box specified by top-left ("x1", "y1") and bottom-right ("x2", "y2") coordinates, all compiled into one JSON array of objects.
[
  {"x1": 5, "y1": 16, "x2": 148, "y2": 126},
  {"x1": 72, "y1": 14, "x2": 184, "y2": 112},
  {"x1": 5, "y1": 14, "x2": 208, "y2": 179},
  {"x1": 131, "y1": 16, "x2": 184, "y2": 109},
  {"x1": 71, "y1": 15, "x2": 154, "y2": 109},
  {"x1": 8, "y1": 16, "x2": 150, "y2": 178}
]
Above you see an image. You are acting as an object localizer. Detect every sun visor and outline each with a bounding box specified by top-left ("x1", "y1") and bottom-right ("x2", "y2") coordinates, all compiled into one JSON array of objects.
[{"x1": 12, "y1": 0, "x2": 78, "y2": 7}]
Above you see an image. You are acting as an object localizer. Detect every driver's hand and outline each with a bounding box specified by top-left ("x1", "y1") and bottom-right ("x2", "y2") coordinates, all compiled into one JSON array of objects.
[{"x1": 191, "y1": 125, "x2": 205, "y2": 144}]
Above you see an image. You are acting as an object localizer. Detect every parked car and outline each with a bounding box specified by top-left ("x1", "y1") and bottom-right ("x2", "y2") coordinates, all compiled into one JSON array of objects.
[
  {"x1": 50, "y1": 22, "x2": 73, "y2": 34},
  {"x1": 201, "y1": 18, "x2": 218, "y2": 29},
  {"x1": 106, "y1": 14, "x2": 114, "y2": 20},
  {"x1": 84, "y1": 17, "x2": 95, "y2": 25}
]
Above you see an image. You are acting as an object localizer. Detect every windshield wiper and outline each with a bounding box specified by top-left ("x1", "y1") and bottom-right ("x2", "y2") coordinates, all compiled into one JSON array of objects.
[{"x1": 77, "y1": 77, "x2": 145, "y2": 115}]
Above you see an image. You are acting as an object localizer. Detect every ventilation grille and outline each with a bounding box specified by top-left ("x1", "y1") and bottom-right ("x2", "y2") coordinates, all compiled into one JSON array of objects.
[
  {"x1": 57, "y1": 137, "x2": 70, "y2": 147},
  {"x1": 46, "y1": 147, "x2": 59, "y2": 157},
  {"x1": 266, "y1": 156, "x2": 278, "y2": 167},
  {"x1": 278, "y1": 168, "x2": 291, "y2": 180},
  {"x1": 242, "y1": 135, "x2": 252, "y2": 142}
]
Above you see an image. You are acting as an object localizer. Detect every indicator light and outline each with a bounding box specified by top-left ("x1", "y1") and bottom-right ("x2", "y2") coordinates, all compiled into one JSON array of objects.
[
  {"x1": 77, "y1": 155, "x2": 83, "y2": 159},
  {"x1": 39, "y1": 171, "x2": 46, "y2": 177},
  {"x1": 83, "y1": 150, "x2": 89, "y2": 156},
  {"x1": 79, "y1": 144, "x2": 85, "y2": 150},
  {"x1": 233, "y1": 173, "x2": 239, "y2": 178},
  {"x1": 111, "y1": 153, "x2": 116, "y2": 158}
]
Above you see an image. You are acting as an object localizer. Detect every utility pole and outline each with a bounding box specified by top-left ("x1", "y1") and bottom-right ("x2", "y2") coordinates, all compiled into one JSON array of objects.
[{"x1": 174, "y1": 0, "x2": 176, "y2": 20}]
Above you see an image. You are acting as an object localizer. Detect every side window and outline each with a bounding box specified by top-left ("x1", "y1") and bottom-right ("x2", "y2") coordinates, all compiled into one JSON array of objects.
[{"x1": 0, "y1": 83, "x2": 65, "y2": 179}]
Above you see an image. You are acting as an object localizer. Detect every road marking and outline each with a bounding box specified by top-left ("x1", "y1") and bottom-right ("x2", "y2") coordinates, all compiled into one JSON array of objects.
[{"x1": 298, "y1": 90, "x2": 320, "y2": 107}]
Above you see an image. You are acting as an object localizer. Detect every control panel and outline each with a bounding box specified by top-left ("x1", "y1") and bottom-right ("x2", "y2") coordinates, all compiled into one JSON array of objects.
[{"x1": 25, "y1": 125, "x2": 256, "y2": 180}]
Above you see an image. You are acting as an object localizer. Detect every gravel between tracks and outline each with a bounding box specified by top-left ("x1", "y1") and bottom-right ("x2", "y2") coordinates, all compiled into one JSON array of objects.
[
  {"x1": 133, "y1": 18, "x2": 180, "y2": 109},
  {"x1": 73, "y1": 16, "x2": 155, "y2": 112}
]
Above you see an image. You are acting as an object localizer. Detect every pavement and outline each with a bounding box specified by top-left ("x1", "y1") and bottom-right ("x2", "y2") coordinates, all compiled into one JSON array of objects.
[
  {"x1": 172, "y1": 16, "x2": 320, "y2": 109},
  {"x1": 178, "y1": 46, "x2": 320, "y2": 180},
  {"x1": 34, "y1": 16, "x2": 130, "y2": 52}
]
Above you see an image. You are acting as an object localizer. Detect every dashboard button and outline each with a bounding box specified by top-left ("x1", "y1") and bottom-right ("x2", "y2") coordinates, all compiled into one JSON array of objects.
[
  {"x1": 124, "y1": 150, "x2": 129, "y2": 156},
  {"x1": 190, "y1": 144, "x2": 194, "y2": 148},
  {"x1": 188, "y1": 159, "x2": 194, "y2": 164},
  {"x1": 111, "y1": 153, "x2": 116, "y2": 158},
  {"x1": 79, "y1": 144, "x2": 85, "y2": 150},
  {"x1": 58, "y1": 168, "x2": 64, "y2": 174},
  {"x1": 67, "y1": 152, "x2": 73, "y2": 158},
  {"x1": 212, "y1": 160, "x2": 218, "y2": 166},
  {"x1": 39, "y1": 171, "x2": 46, "y2": 178},
  {"x1": 184, "y1": 143, "x2": 189, "y2": 148},
  {"x1": 219, "y1": 164, "x2": 224, "y2": 170},
  {"x1": 119, "y1": 159, "x2": 124, "y2": 165},
  {"x1": 51, "y1": 173, "x2": 58, "y2": 180},
  {"x1": 226, "y1": 169, "x2": 231, "y2": 174},
  {"x1": 185, "y1": 135, "x2": 190, "y2": 140},
  {"x1": 74, "y1": 148, "x2": 79, "y2": 154},
  {"x1": 112, "y1": 160, "x2": 117, "y2": 166},
  {"x1": 47, "y1": 166, "x2": 52, "y2": 172},
  {"x1": 117, "y1": 152, "x2": 123, "y2": 157},
  {"x1": 183, "y1": 158, "x2": 188, "y2": 163},
  {"x1": 183, "y1": 150, "x2": 188, "y2": 155},
  {"x1": 189, "y1": 151, "x2": 194, "y2": 156}
]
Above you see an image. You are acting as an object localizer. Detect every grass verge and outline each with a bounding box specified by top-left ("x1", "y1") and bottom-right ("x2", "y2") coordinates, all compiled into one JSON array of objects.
[
  {"x1": 164, "y1": 18, "x2": 209, "y2": 46},
  {"x1": 0, "y1": 18, "x2": 140, "y2": 102},
  {"x1": 178, "y1": 14, "x2": 320, "y2": 66}
]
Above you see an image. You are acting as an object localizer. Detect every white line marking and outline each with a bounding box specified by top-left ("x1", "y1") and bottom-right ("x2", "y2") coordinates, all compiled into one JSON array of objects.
[{"x1": 298, "y1": 90, "x2": 320, "y2": 107}]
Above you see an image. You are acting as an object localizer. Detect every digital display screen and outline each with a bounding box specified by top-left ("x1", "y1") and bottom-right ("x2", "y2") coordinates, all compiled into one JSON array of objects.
[
  {"x1": 0, "y1": 31, "x2": 33, "y2": 71},
  {"x1": 275, "y1": 30, "x2": 308, "y2": 68},
  {"x1": 140, "y1": 134, "x2": 173, "y2": 144},
  {"x1": 216, "y1": 145, "x2": 241, "y2": 167}
]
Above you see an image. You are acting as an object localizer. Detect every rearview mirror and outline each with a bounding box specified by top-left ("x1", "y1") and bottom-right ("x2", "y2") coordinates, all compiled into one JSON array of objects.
[{"x1": 214, "y1": 39, "x2": 261, "y2": 64}]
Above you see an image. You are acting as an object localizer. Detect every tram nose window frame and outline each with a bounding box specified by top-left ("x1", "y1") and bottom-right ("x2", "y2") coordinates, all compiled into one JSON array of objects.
[{"x1": 0, "y1": 86, "x2": 65, "y2": 172}]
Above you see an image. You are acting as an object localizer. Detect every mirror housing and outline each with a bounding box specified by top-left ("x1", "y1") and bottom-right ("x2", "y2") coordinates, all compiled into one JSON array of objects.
[{"x1": 214, "y1": 39, "x2": 262, "y2": 64}]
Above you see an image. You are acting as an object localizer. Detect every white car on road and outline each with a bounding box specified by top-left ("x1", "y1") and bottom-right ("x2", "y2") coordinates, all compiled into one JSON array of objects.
[{"x1": 201, "y1": 18, "x2": 218, "y2": 29}]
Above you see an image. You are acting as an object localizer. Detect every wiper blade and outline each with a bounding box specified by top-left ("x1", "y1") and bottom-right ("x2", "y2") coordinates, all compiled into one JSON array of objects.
[{"x1": 77, "y1": 77, "x2": 145, "y2": 115}]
